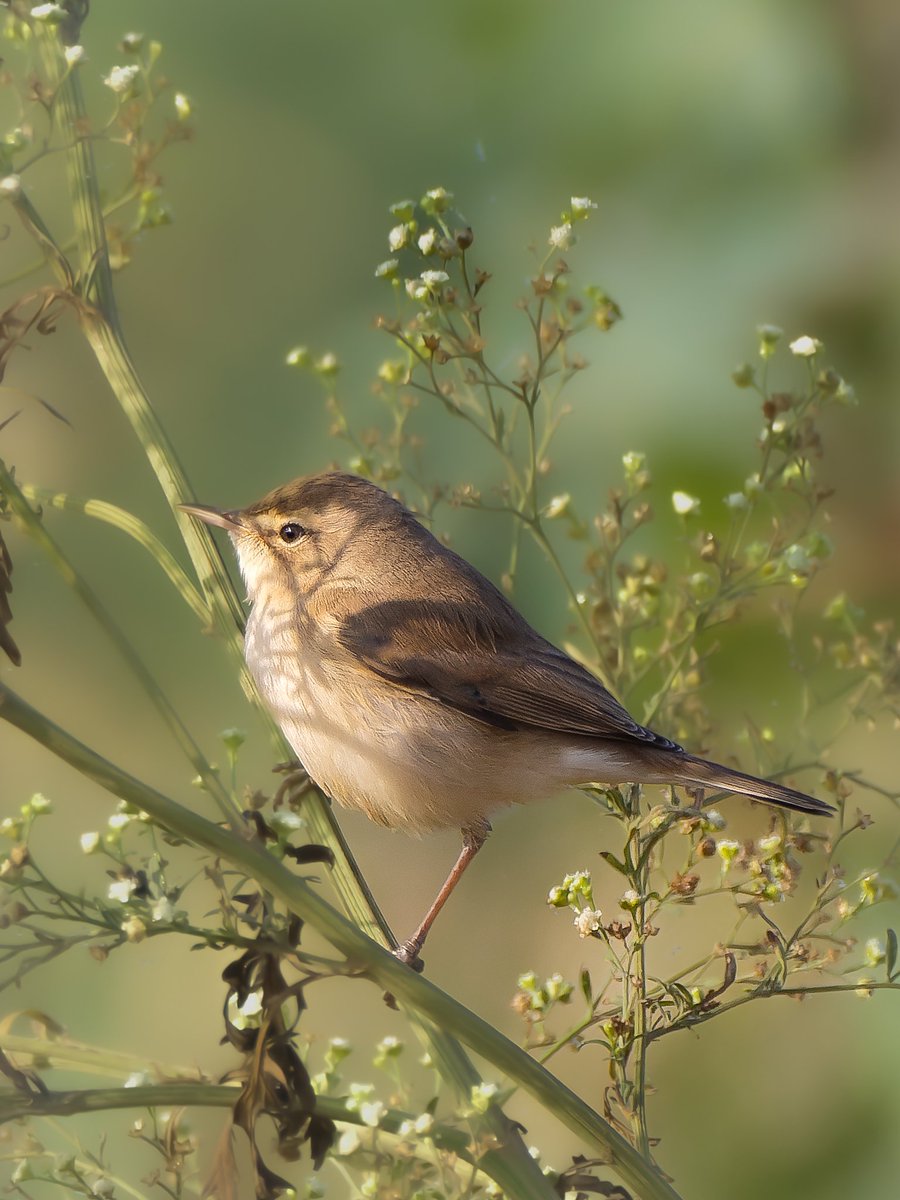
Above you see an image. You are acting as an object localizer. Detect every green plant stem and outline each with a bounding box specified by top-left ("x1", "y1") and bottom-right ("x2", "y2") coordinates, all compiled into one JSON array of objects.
[
  {"x1": 21, "y1": 484, "x2": 208, "y2": 623},
  {"x1": 0, "y1": 1080, "x2": 487, "y2": 1169},
  {"x1": 647, "y1": 979, "x2": 900, "y2": 1042},
  {"x1": 0, "y1": 680, "x2": 683, "y2": 1200},
  {"x1": 0, "y1": 458, "x2": 238, "y2": 826}
]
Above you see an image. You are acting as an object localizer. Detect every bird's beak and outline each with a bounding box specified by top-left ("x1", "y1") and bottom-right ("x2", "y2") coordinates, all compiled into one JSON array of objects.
[{"x1": 177, "y1": 503, "x2": 247, "y2": 533}]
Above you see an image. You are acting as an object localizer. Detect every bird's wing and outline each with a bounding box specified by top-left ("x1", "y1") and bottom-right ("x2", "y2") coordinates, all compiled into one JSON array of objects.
[{"x1": 336, "y1": 595, "x2": 680, "y2": 749}]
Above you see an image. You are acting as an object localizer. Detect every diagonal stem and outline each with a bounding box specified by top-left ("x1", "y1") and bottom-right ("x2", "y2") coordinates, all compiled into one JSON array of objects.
[{"x1": 0, "y1": 680, "x2": 684, "y2": 1200}]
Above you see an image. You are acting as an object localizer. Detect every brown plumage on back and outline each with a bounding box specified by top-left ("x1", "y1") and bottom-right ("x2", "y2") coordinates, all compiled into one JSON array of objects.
[{"x1": 181, "y1": 472, "x2": 833, "y2": 964}]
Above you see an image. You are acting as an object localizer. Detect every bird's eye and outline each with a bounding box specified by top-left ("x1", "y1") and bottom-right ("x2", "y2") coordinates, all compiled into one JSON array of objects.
[{"x1": 278, "y1": 522, "x2": 306, "y2": 544}]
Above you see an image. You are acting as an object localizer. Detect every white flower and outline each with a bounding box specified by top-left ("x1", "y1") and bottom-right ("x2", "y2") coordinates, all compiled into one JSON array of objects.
[
  {"x1": 268, "y1": 810, "x2": 304, "y2": 837},
  {"x1": 724, "y1": 492, "x2": 748, "y2": 510},
  {"x1": 470, "y1": 1081, "x2": 499, "y2": 1112},
  {"x1": 124, "y1": 1071, "x2": 150, "y2": 1088},
  {"x1": 413, "y1": 1112, "x2": 434, "y2": 1134},
  {"x1": 716, "y1": 839, "x2": 741, "y2": 868},
  {"x1": 0, "y1": 175, "x2": 22, "y2": 199},
  {"x1": 703, "y1": 810, "x2": 726, "y2": 830},
  {"x1": 108, "y1": 877, "x2": 137, "y2": 903},
  {"x1": 103, "y1": 64, "x2": 140, "y2": 95},
  {"x1": 374, "y1": 258, "x2": 398, "y2": 279},
  {"x1": 424, "y1": 186, "x2": 452, "y2": 209},
  {"x1": 757, "y1": 834, "x2": 782, "y2": 856},
  {"x1": 227, "y1": 989, "x2": 263, "y2": 1030},
  {"x1": 30, "y1": 3, "x2": 65, "y2": 20},
  {"x1": 29, "y1": 793, "x2": 52, "y2": 814},
  {"x1": 573, "y1": 907, "x2": 603, "y2": 938},
  {"x1": 359, "y1": 1100, "x2": 386, "y2": 1128},
  {"x1": 151, "y1": 896, "x2": 175, "y2": 923},
  {"x1": 388, "y1": 223, "x2": 410, "y2": 251},
  {"x1": 545, "y1": 493, "x2": 571, "y2": 519},
  {"x1": 173, "y1": 93, "x2": 191, "y2": 120},
  {"x1": 784, "y1": 543, "x2": 811, "y2": 572},
  {"x1": 405, "y1": 278, "x2": 428, "y2": 301},
  {"x1": 420, "y1": 269, "x2": 449, "y2": 286},
  {"x1": 865, "y1": 937, "x2": 886, "y2": 966},
  {"x1": 671, "y1": 490, "x2": 700, "y2": 516},
  {"x1": 417, "y1": 228, "x2": 438, "y2": 255},
  {"x1": 549, "y1": 222, "x2": 573, "y2": 250},
  {"x1": 337, "y1": 1129, "x2": 361, "y2": 1156},
  {"x1": 789, "y1": 334, "x2": 822, "y2": 357},
  {"x1": 285, "y1": 345, "x2": 310, "y2": 367},
  {"x1": 570, "y1": 196, "x2": 597, "y2": 215},
  {"x1": 107, "y1": 812, "x2": 131, "y2": 832},
  {"x1": 64, "y1": 45, "x2": 86, "y2": 66},
  {"x1": 80, "y1": 831, "x2": 100, "y2": 854}
]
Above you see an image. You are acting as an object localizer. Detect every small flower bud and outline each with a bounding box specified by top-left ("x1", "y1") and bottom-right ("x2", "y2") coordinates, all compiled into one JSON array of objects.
[
  {"x1": 119, "y1": 32, "x2": 145, "y2": 53},
  {"x1": 64, "y1": 45, "x2": 86, "y2": 66},
  {"x1": 122, "y1": 915, "x2": 147, "y2": 943},
  {"x1": 80, "y1": 831, "x2": 101, "y2": 854},
  {"x1": 731, "y1": 362, "x2": 755, "y2": 388},
  {"x1": 285, "y1": 345, "x2": 310, "y2": 368},
  {"x1": 570, "y1": 195, "x2": 597, "y2": 218},
  {"x1": 757, "y1": 324, "x2": 783, "y2": 359},
  {"x1": 314, "y1": 352, "x2": 339, "y2": 376},
  {"x1": 173, "y1": 92, "x2": 191, "y2": 120}
]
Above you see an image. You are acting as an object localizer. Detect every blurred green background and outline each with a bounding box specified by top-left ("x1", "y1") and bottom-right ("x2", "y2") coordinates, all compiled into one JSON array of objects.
[{"x1": 1, "y1": 1, "x2": 899, "y2": 1197}]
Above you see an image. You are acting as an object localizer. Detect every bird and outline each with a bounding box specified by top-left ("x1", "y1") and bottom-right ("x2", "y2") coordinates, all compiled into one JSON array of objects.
[{"x1": 180, "y1": 472, "x2": 833, "y2": 965}]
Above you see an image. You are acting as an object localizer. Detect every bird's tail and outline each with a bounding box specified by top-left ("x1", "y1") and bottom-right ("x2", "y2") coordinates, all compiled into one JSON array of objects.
[{"x1": 661, "y1": 752, "x2": 834, "y2": 816}]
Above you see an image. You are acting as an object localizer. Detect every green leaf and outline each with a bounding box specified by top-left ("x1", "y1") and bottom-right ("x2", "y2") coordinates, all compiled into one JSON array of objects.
[
  {"x1": 886, "y1": 928, "x2": 898, "y2": 980},
  {"x1": 599, "y1": 851, "x2": 629, "y2": 876},
  {"x1": 580, "y1": 968, "x2": 593, "y2": 1007}
]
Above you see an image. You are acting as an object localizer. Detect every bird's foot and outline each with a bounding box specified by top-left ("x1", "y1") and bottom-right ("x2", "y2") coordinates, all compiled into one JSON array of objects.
[{"x1": 393, "y1": 940, "x2": 425, "y2": 972}]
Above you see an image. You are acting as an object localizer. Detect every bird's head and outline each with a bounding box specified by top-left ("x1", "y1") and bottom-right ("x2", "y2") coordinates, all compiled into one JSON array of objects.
[{"x1": 179, "y1": 472, "x2": 407, "y2": 604}]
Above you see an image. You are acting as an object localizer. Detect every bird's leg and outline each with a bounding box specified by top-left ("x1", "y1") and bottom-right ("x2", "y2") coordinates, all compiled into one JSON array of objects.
[{"x1": 394, "y1": 822, "x2": 489, "y2": 968}]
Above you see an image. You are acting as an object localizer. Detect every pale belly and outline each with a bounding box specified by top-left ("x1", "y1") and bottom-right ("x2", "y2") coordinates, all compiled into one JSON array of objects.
[{"x1": 244, "y1": 611, "x2": 640, "y2": 833}]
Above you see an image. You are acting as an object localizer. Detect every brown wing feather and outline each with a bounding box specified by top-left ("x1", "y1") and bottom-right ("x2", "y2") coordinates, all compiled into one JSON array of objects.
[{"x1": 336, "y1": 595, "x2": 680, "y2": 751}]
